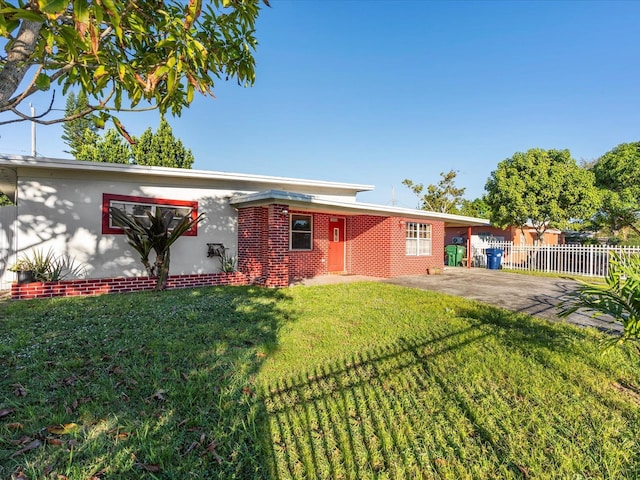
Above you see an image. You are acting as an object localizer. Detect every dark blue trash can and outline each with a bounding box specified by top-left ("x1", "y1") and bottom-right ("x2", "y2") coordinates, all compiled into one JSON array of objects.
[{"x1": 486, "y1": 248, "x2": 503, "y2": 270}]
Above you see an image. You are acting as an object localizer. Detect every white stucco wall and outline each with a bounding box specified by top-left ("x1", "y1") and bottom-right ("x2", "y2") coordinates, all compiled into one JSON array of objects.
[{"x1": 13, "y1": 169, "x2": 241, "y2": 279}]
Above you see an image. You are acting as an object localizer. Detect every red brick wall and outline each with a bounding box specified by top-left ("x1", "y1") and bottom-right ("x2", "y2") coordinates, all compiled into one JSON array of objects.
[
  {"x1": 289, "y1": 211, "x2": 330, "y2": 281},
  {"x1": 238, "y1": 206, "x2": 267, "y2": 283},
  {"x1": 11, "y1": 272, "x2": 248, "y2": 300},
  {"x1": 389, "y1": 218, "x2": 445, "y2": 277},
  {"x1": 350, "y1": 215, "x2": 392, "y2": 277},
  {"x1": 265, "y1": 204, "x2": 289, "y2": 287},
  {"x1": 237, "y1": 205, "x2": 289, "y2": 287}
]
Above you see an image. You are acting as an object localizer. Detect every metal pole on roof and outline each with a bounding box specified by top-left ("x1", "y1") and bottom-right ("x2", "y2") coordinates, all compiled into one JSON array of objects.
[{"x1": 30, "y1": 103, "x2": 36, "y2": 156}]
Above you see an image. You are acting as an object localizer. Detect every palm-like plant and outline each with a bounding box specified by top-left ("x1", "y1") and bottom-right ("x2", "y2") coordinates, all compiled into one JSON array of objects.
[
  {"x1": 110, "y1": 207, "x2": 204, "y2": 290},
  {"x1": 558, "y1": 252, "x2": 640, "y2": 348}
]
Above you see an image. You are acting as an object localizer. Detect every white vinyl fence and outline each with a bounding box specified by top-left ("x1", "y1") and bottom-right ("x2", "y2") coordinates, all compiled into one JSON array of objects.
[{"x1": 472, "y1": 241, "x2": 640, "y2": 278}]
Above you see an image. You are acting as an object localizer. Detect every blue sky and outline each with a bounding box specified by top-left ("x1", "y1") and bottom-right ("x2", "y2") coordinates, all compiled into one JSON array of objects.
[{"x1": 2, "y1": 0, "x2": 640, "y2": 208}]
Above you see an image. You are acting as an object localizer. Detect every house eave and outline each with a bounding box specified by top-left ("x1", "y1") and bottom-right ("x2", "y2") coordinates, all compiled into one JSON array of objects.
[
  {"x1": 0, "y1": 154, "x2": 374, "y2": 195},
  {"x1": 230, "y1": 190, "x2": 492, "y2": 227}
]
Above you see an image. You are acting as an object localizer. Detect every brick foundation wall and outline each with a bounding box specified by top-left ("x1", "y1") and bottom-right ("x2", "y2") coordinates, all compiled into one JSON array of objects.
[{"x1": 11, "y1": 272, "x2": 249, "y2": 300}]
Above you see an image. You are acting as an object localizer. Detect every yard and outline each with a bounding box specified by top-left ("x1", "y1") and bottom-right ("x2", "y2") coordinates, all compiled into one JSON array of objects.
[{"x1": 1, "y1": 283, "x2": 639, "y2": 479}]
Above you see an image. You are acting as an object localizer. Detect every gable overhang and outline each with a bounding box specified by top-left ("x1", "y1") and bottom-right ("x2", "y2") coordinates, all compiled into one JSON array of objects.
[
  {"x1": 229, "y1": 190, "x2": 492, "y2": 227},
  {"x1": 0, "y1": 154, "x2": 374, "y2": 198}
]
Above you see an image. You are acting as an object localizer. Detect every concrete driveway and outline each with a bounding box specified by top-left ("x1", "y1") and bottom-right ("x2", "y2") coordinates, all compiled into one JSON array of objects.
[{"x1": 382, "y1": 268, "x2": 620, "y2": 333}]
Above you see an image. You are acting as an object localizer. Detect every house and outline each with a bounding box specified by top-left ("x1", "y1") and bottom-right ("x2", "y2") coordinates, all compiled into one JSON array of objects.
[
  {"x1": 445, "y1": 224, "x2": 564, "y2": 247},
  {"x1": 0, "y1": 155, "x2": 490, "y2": 298}
]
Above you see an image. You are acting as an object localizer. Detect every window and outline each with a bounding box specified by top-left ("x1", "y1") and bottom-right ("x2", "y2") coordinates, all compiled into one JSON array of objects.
[
  {"x1": 290, "y1": 214, "x2": 312, "y2": 250},
  {"x1": 102, "y1": 193, "x2": 199, "y2": 236},
  {"x1": 406, "y1": 222, "x2": 431, "y2": 256}
]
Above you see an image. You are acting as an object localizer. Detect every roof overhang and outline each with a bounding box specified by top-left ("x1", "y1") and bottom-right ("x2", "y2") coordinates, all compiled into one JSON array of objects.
[
  {"x1": 0, "y1": 154, "x2": 374, "y2": 196},
  {"x1": 229, "y1": 190, "x2": 492, "y2": 227}
]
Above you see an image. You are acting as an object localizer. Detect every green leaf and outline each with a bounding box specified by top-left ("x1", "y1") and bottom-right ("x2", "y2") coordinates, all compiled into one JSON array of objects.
[
  {"x1": 35, "y1": 73, "x2": 51, "y2": 90},
  {"x1": 73, "y1": 0, "x2": 89, "y2": 25},
  {"x1": 38, "y1": 0, "x2": 67, "y2": 14}
]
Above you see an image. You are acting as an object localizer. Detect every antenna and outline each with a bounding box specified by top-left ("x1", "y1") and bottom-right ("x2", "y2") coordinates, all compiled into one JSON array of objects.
[
  {"x1": 391, "y1": 186, "x2": 396, "y2": 206},
  {"x1": 30, "y1": 103, "x2": 36, "y2": 156}
]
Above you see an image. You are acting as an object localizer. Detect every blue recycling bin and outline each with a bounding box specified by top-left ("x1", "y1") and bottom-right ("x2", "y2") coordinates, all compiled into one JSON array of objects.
[{"x1": 486, "y1": 248, "x2": 503, "y2": 270}]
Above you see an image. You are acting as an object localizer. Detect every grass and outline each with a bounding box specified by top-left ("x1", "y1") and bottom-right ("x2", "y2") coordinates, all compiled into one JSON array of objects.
[{"x1": 1, "y1": 283, "x2": 639, "y2": 479}]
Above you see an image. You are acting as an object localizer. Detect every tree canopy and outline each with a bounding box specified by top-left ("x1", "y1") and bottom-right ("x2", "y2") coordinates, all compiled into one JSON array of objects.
[
  {"x1": 485, "y1": 148, "x2": 599, "y2": 241},
  {"x1": 590, "y1": 142, "x2": 640, "y2": 237},
  {"x1": 0, "y1": 0, "x2": 268, "y2": 127},
  {"x1": 403, "y1": 170, "x2": 466, "y2": 214},
  {"x1": 73, "y1": 118, "x2": 194, "y2": 167},
  {"x1": 61, "y1": 90, "x2": 97, "y2": 156}
]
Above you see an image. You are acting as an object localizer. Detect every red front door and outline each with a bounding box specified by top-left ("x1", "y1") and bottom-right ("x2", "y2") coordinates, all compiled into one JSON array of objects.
[{"x1": 328, "y1": 217, "x2": 345, "y2": 273}]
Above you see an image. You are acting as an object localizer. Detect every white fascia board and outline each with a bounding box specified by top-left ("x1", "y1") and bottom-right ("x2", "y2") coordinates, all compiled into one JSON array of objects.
[
  {"x1": 230, "y1": 190, "x2": 492, "y2": 227},
  {"x1": 0, "y1": 154, "x2": 374, "y2": 194}
]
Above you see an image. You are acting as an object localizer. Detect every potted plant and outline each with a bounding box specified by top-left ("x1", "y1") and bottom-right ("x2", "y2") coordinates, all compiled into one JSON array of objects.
[{"x1": 8, "y1": 259, "x2": 35, "y2": 284}]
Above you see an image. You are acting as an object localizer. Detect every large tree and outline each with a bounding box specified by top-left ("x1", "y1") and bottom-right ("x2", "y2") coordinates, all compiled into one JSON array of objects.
[
  {"x1": 74, "y1": 118, "x2": 194, "y2": 167},
  {"x1": 459, "y1": 197, "x2": 491, "y2": 218},
  {"x1": 590, "y1": 142, "x2": 640, "y2": 237},
  {"x1": 0, "y1": 0, "x2": 267, "y2": 127},
  {"x1": 485, "y1": 148, "x2": 599, "y2": 242},
  {"x1": 76, "y1": 128, "x2": 132, "y2": 163},
  {"x1": 403, "y1": 170, "x2": 466, "y2": 214},
  {"x1": 61, "y1": 90, "x2": 97, "y2": 156},
  {"x1": 132, "y1": 119, "x2": 194, "y2": 168}
]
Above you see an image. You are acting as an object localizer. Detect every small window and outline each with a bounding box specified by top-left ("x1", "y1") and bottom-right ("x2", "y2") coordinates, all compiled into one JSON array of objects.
[
  {"x1": 102, "y1": 193, "x2": 199, "y2": 236},
  {"x1": 406, "y1": 222, "x2": 431, "y2": 256},
  {"x1": 290, "y1": 214, "x2": 312, "y2": 250}
]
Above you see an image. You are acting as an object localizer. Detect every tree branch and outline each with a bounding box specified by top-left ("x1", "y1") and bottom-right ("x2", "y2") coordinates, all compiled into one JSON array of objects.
[{"x1": 0, "y1": 19, "x2": 44, "y2": 108}]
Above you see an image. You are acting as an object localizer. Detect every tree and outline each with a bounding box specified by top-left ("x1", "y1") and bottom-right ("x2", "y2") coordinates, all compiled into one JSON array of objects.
[
  {"x1": 459, "y1": 197, "x2": 491, "y2": 218},
  {"x1": 559, "y1": 252, "x2": 640, "y2": 349},
  {"x1": 590, "y1": 142, "x2": 640, "y2": 237},
  {"x1": 76, "y1": 128, "x2": 132, "y2": 163},
  {"x1": 403, "y1": 170, "x2": 466, "y2": 214},
  {"x1": 74, "y1": 118, "x2": 194, "y2": 168},
  {"x1": 61, "y1": 90, "x2": 97, "y2": 157},
  {"x1": 132, "y1": 119, "x2": 194, "y2": 168},
  {"x1": 0, "y1": 0, "x2": 268, "y2": 127},
  {"x1": 110, "y1": 206, "x2": 204, "y2": 290},
  {"x1": 485, "y1": 148, "x2": 599, "y2": 242}
]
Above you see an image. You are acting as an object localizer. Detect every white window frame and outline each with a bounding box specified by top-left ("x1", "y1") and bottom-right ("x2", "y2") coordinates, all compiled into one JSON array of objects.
[
  {"x1": 290, "y1": 214, "x2": 313, "y2": 251},
  {"x1": 406, "y1": 222, "x2": 432, "y2": 256}
]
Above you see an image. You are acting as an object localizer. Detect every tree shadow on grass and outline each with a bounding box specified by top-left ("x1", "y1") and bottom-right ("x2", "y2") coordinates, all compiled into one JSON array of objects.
[
  {"x1": 0, "y1": 285, "x2": 291, "y2": 479},
  {"x1": 258, "y1": 304, "x2": 640, "y2": 480},
  {"x1": 259, "y1": 327, "x2": 500, "y2": 479}
]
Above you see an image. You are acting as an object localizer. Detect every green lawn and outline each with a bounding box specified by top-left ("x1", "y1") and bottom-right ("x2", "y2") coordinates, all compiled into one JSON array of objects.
[{"x1": 1, "y1": 283, "x2": 639, "y2": 479}]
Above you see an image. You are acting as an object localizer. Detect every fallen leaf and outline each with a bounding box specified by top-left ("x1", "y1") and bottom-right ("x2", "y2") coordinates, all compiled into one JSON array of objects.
[
  {"x1": 202, "y1": 440, "x2": 224, "y2": 464},
  {"x1": 183, "y1": 441, "x2": 200, "y2": 455},
  {"x1": 181, "y1": 372, "x2": 189, "y2": 381},
  {"x1": 10, "y1": 435, "x2": 33, "y2": 445},
  {"x1": 11, "y1": 469, "x2": 28, "y2": 480},
  {"x1": 47, "y1": 423, "x2": 80, "y2": 435},
  {"x1": 46, "y1": 437, "x2": 66, "y2": 446},
  {"x1": 517, "y1": 465, "x2": 530, "y2": 478},
  {"x1": 12, "y1": 384, "x2": 26, "y2": 397},
  {"x1": 242, "y1": 386, "x2": 255, "y2": 397},
  {"x1": 42, "y1": 465, "x2": 54, "y2": 476},
  {"x1": 146, "y1": 390, "x2": 167, "y2": 402},
  {"x1": 256, "y1": 351, "x2": 266, "y2": 358},
  {"x1": 7, "y1": 422, "x2": 23, "y2": 430},
  {"x1": 10, "y1": 438, "x2": 41, "y2": 458},
  {"x1": 135, "y1": 463, "x2": 160, "y2": 473},
  {"x1": 0, "y1": 407, "x2": 15, "y2": 418}
]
